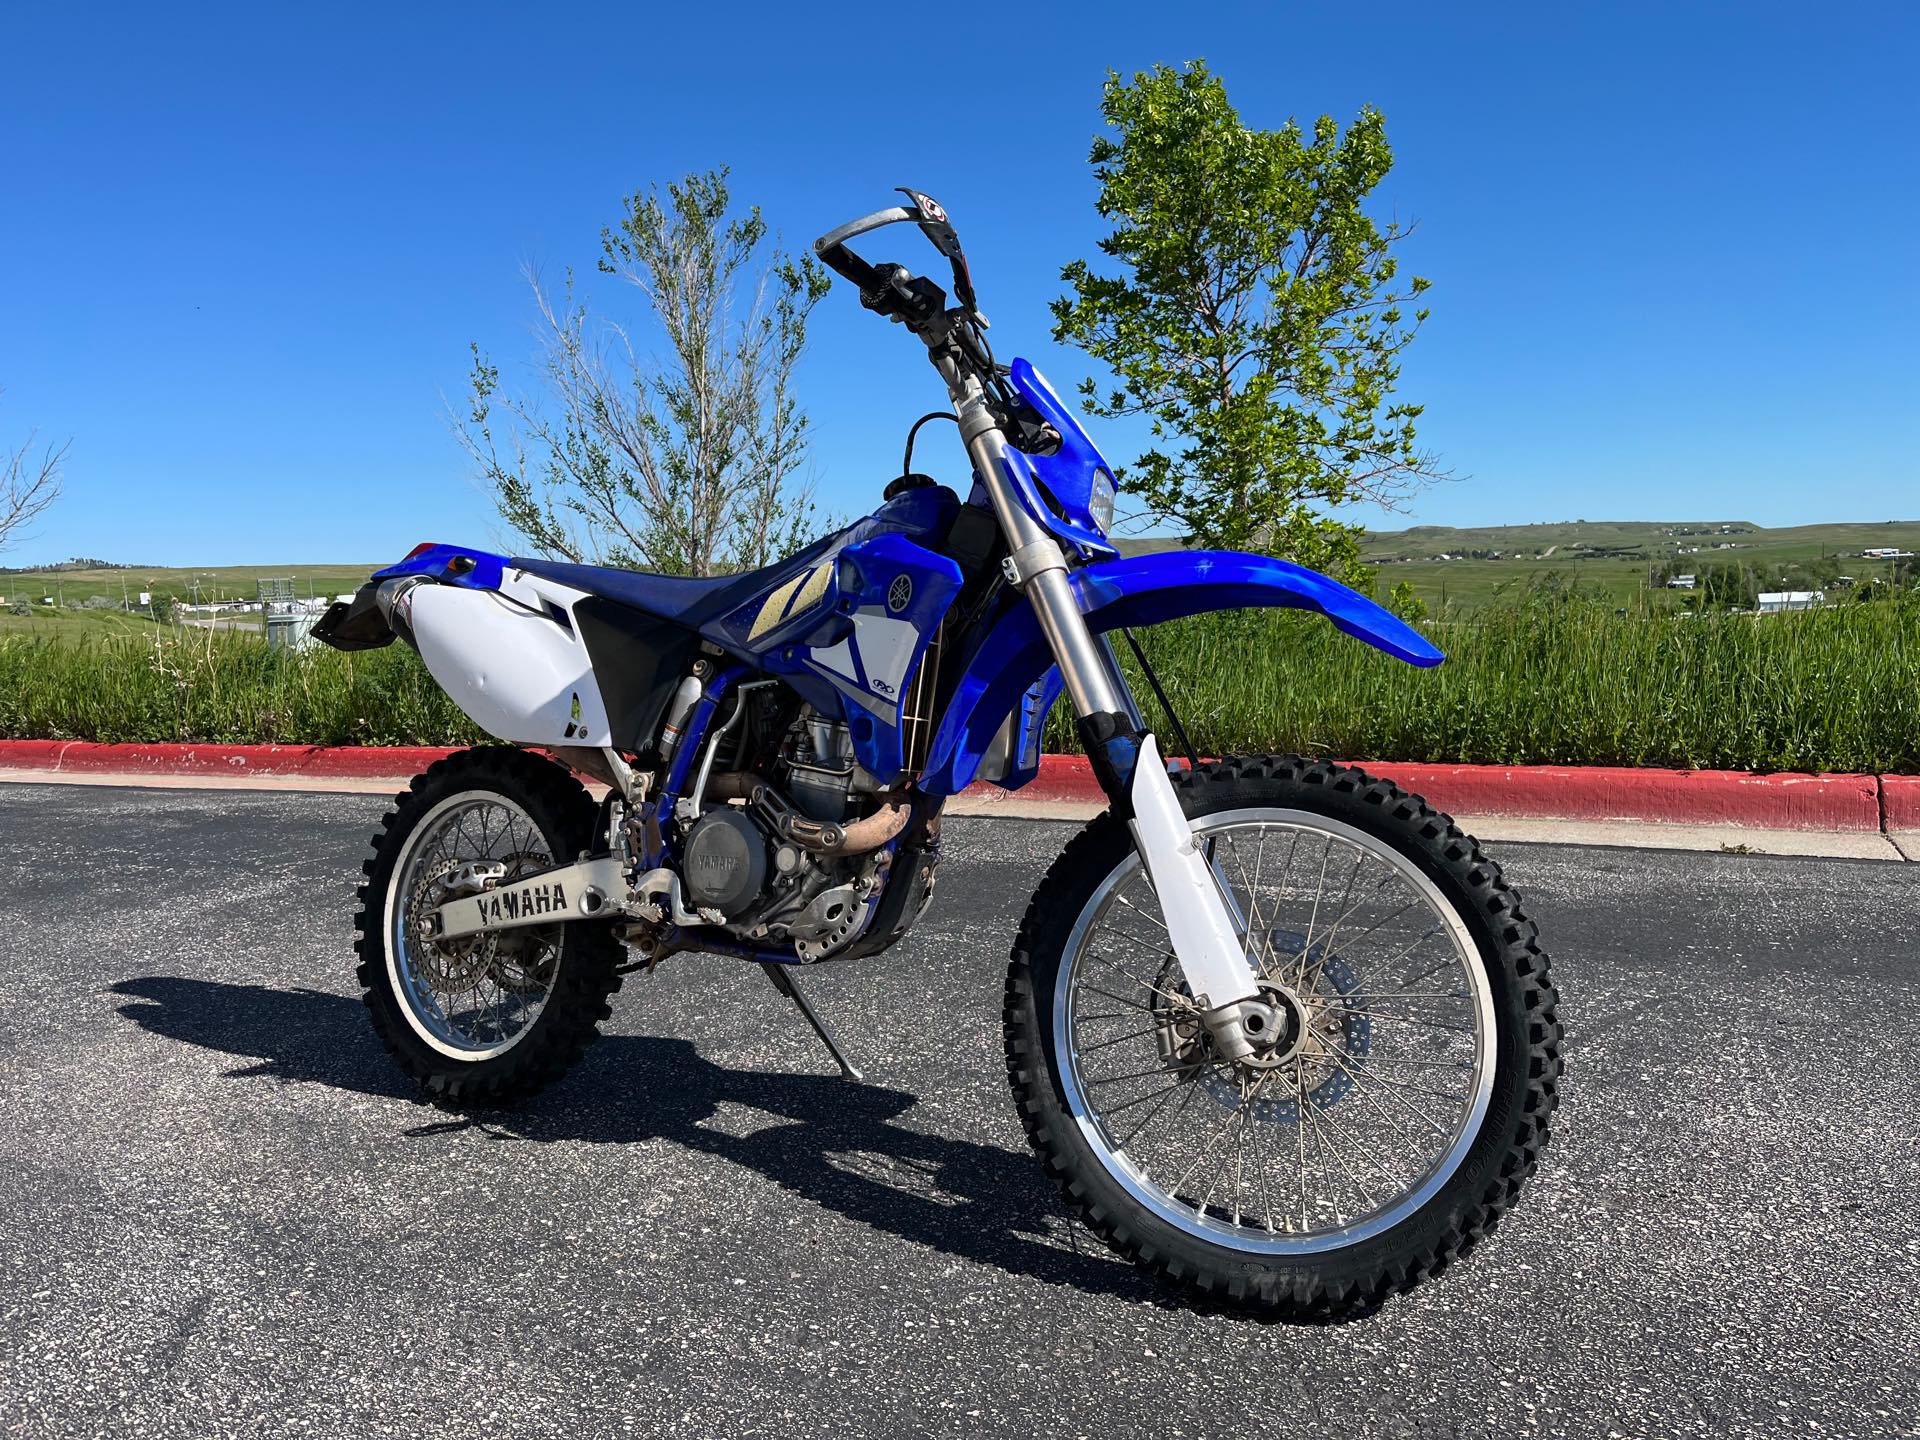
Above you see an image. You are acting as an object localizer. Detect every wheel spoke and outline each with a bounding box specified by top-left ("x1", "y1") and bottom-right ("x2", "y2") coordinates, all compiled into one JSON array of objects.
[
  {"x1": 1112, "y1": 1072, "x2": 1199, "y2": 1148},
  {"x1": 1073, "y1": 1022, "x2": 1165, "y2": 1057}
]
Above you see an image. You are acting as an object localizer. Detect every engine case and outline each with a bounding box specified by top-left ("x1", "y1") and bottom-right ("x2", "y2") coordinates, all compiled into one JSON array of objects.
[{"x1": 680, "y1": 809, "x2": 768, "y2": 919}]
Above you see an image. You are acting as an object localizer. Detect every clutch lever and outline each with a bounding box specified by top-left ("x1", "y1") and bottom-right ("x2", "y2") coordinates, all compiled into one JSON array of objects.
[{"x1": 896, "y1": 187, "x2": 978, "y2": 311}]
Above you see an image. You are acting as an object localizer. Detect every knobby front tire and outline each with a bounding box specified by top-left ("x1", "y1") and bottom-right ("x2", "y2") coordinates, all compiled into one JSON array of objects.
[{"x1": 1003, "y1": 755, "x2": 1562, "y2": 1319}]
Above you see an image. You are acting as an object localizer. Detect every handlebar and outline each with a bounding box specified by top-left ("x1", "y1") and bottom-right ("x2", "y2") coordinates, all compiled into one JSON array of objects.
[
  {"x1": 812, "y1": 189, "x2": 979, "y2": 322},
  {"x1": 814, "y1": 204, "x2": 920, "y2": 256},
  {"x1": 813, "y1": 203, "x2": 915, "y2": 300}
]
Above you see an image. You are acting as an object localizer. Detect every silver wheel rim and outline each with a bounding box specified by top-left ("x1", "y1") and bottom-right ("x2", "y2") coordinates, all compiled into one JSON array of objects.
[
  {"x1": 1053, "y1": 808, "x2": 1497, "y2": 1255},
  {"x1": 384, "y1": 791, "x2": 563, "y2": 1060}
]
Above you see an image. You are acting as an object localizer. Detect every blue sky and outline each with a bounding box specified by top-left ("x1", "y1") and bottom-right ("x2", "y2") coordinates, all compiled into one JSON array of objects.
[{"x1": 2, "y1": 2, "x2": 1914, "y2": 566}]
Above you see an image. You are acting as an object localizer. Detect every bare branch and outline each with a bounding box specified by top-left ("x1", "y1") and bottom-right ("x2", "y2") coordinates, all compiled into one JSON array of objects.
[{"x1": 0, "y1": 394, "x2": 68, "y2": 554}]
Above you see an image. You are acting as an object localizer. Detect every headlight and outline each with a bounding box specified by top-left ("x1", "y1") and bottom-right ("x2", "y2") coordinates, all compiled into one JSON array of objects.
[{"x1": 1088, "y1": 470, "x2": 1117, "y2": 534}]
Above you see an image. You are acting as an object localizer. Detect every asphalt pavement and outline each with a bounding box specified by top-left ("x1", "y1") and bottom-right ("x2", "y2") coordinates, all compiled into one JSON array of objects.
[{"x1": 0, "y1": 782, "x2": 1915, "y2": 1438}]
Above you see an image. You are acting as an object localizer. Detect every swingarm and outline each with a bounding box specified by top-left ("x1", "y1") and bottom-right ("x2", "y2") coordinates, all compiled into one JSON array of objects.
[{"x1": 428, "y1": 855, "x2": 740, "y2": 942}]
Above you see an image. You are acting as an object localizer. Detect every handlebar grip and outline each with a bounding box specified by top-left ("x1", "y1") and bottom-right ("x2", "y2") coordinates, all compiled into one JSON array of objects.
[{"x1": 815, "y1": 240, "x2": 880, "y2": 292}]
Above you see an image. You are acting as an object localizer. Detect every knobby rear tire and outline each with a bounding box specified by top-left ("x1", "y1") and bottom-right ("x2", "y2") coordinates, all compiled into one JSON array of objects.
[
  {"x1": 355, "y1": 746, "x2": 623, "y2": 1107},
  {"x1": 1002, "y1": 754, "x2": 1562, "y2": 1320}
]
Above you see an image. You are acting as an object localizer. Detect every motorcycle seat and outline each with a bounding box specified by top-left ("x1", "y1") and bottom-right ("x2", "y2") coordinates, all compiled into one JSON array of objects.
[{"x1": 513, "y1": 535, "x2": 838, "y2": 629}]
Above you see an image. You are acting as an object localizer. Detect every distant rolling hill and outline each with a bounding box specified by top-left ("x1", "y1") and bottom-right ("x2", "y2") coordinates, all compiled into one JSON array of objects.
[
  {"x1": 1359, "y1": 519, "x2": 1920, "y2": 562},
  {"x1": 1352, "y1": 519, "x2": 1920, "y2": 606}
]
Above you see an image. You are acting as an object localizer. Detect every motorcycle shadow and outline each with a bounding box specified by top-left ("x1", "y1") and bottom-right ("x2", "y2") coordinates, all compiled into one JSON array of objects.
[{"x1": 110, "y1": 975, "x2": 1158, "y2": 1305}]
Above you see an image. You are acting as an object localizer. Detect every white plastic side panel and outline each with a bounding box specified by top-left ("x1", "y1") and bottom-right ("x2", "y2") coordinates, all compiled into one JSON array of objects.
[{"x1": 404, "y1": 578, "x2": 612, "y2": 747}]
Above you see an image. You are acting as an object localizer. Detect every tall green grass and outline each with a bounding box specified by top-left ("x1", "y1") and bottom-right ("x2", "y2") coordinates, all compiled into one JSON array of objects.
[
  {"x1": 1053, "y1": 593, "x2": 1920, "y2": 773},
  {"x1": 2, "y1": 594, "x2": 1916, "y2": 772},
  {"x1": 0, "y1": 629, "x2": 483, "y2": 747}
]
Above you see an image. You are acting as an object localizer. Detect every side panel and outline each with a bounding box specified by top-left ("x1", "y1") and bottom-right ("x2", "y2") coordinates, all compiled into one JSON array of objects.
[
  {"x1": 919, "y1": 550, "x2": 1445, "y2": 796},
  {"x1": 401, "y1": 572, "x2": 614, "y2": 747},
  {"x1": 571, "y1": 597, "x2": 703, "y2": 754},
  {"x1": 796, "y1": 532, "x2": 962, "y2": 778}
]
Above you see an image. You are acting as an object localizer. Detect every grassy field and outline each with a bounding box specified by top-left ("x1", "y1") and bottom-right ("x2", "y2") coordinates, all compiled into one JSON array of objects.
[
  {"x1": 3, "y1": 593, "x2": 1916, "y2": 773},
  {"x1": 0, "y1": 627, "x2": 483, "y2": 748},
  {"x1": 1365, "y1": 519, "x2": 1920, "y2": 610},
  {"x1": 0, "y1": 606, "x2": 176, "y2": 641},
  {"x1": 0, "y1": 562, "x2": 381, "y2": 610},
  {"x1": 0, "y1": 563, "x2": 379, "y2": 642},
  {"x1": 1057, "y1": 596, "x2": 1920, "y2": 773}
]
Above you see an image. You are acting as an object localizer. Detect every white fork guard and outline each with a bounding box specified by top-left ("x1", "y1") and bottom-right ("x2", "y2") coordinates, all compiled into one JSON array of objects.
[{"x1": 1124, "y1": 735, "x2": 1262, "y2": 1013}]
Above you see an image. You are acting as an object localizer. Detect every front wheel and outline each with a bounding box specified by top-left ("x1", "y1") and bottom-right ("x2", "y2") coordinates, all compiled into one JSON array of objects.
[{"x1": 1003, "y1": 755, "x2": 1562, "y2": 1319}]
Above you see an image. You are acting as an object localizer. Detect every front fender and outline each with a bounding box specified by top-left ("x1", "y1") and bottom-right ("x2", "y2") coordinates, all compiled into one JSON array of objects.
[{"x1": 917, "y1": 550, "x2": 1442, "y2": 797}]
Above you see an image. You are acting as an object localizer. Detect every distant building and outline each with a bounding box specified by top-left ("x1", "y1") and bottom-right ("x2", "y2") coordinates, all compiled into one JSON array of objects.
[
  {"x1": 1757, "y1": 590, "x2": 1822, "y2": 613},
  {"x1": 1667, "y1": 574, "x2": 1697, "y2": 590},
  {"x1": 1862, "y1": 547, "x2": 1914, "y2": 560}
]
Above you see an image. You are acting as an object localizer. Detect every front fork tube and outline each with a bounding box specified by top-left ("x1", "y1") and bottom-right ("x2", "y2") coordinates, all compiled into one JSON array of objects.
[
  {"x1": 1033, "y1": 577, "x2": 1268, "y2": 1062},
  {"x1": 946, "y1": 368, "x2": 1266, "y2": 1060}
]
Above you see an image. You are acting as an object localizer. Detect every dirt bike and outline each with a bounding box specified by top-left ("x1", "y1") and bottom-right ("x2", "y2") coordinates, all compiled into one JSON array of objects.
[{"x1": 316, "y1": 189, "x2": 1562, "y2": 1318}]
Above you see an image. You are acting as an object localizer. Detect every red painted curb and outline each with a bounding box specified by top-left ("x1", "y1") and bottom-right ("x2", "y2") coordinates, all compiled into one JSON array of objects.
[
  {"x1": 0, "y1": 740, "x2": 1902, "y2": 832},
  {"x1": 960, "y1": 753, "x2": 1099, "y2": 807},
  {"x1": 1882, "y1": 774, "x2": 1920, "y2": 832},
  {"x1": 0, "y1": 740, "x2": 458, "y2": 779},
  {"x1": 1358, "y1": 762, "x2": 1883, "y2": 832}
]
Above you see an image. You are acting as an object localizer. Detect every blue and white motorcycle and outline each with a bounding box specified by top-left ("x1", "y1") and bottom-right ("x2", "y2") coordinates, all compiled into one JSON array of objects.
[{"x1": 318, "y1": 192, "x2": 1561, "y2": 1317}]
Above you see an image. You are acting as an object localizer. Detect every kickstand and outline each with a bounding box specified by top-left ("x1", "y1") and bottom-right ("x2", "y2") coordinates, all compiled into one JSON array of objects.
[{"x1": 759, "y1": 962, "x2": 865, "y2": 1081}]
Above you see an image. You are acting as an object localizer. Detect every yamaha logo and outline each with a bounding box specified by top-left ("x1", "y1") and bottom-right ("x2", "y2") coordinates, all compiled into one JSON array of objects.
[{"x1": 887, "y1": 575, "x2": 913, "y2": 613}]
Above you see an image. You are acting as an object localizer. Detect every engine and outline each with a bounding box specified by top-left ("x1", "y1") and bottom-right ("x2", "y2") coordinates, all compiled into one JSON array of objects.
[{"x1": 672, "y1": 704, "x2": 898, "y2": 961}]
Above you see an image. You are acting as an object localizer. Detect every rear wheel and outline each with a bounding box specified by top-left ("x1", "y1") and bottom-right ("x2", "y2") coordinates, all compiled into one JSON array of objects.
[
  {"x1": 1003, "y1": 755, "x2": 1561, "y2": 1318},
  {"x1": 355, "y1": 747, "x2": 623, "y2": 1106}
]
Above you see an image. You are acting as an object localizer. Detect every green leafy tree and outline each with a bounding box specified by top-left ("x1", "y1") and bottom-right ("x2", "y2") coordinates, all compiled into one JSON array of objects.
[
  {"x1": 1385, "y1": 578, "x2": 1428, "y2": 624},
  {"x1": 1052, "y1": 62, "x2": 1441, "y2": 581},
  {"x1": 463, "y1": 169, "x2": 829, "y2": 577}
]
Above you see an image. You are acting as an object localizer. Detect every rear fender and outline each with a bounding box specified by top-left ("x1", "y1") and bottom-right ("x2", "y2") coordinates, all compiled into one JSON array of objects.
[{"x1": 917, "y1": 550, "x2": 1443, "y2": 797}]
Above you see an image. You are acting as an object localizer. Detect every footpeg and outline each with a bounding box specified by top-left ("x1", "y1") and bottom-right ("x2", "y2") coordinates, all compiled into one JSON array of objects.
[{"x1": 759, "y1": 962, "x2": 864, "y2": 1081}]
